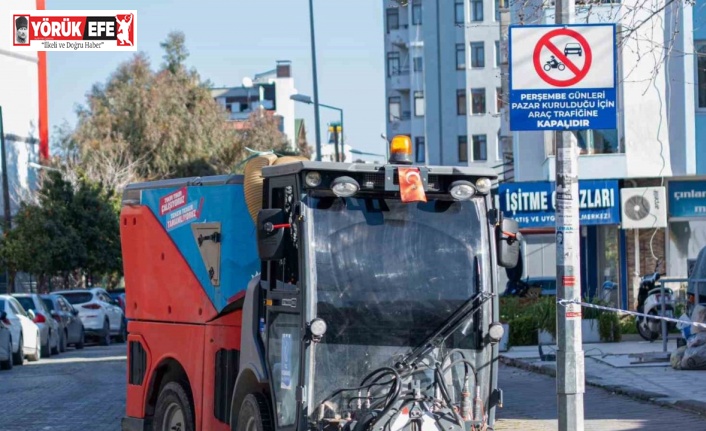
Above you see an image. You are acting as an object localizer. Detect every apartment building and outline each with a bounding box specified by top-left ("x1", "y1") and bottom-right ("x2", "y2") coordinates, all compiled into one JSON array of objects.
[
  {"x1": 211, "y1": 60, "x2": 297, "y2": 151},
  {"x1": 383, "y1": 0, "x2": 505, "y2": 173},
  {"x1": 496, "y1": 0, "x2": 698, "y2": 309}
]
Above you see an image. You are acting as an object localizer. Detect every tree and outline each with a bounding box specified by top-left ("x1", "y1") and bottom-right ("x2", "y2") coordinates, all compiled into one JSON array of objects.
[
  {"x1": 0, "y1": 171, "x2": 121, "y2": 291},
  {"x1": 56, "y1": 32, "x2": 245, "y2": 192}
]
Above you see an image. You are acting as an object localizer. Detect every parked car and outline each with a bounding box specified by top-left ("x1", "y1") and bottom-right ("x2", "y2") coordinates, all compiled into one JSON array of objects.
[
  {"x1": 0, "y1": 295, "x2": 41, "y2": 362},
  {"x1": 0, "y1": 312, "x2": 13, "y2": 370},
  {"x1": 13, "y1": 293, "x2": 61, "y2": 357},
  {"x1": 108, "y1": 289, "x2": 126, "y2": 314},
  {"x1": 41, "y1": 294, "x2": 85, "y2": 351},
  {"x1": 54, "y1": 288, "x2": 126, "y2": 345}
]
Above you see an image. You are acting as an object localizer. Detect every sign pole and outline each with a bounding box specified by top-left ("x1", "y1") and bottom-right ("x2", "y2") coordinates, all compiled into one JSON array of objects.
[{"x1": 555, "y1": 1, "x2": 585, "y2": 431}]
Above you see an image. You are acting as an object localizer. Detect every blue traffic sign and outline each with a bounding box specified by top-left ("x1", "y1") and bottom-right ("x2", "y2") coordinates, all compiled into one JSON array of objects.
[{"x1": 509, "y1": 24, "x2": 617, "y2": 132}]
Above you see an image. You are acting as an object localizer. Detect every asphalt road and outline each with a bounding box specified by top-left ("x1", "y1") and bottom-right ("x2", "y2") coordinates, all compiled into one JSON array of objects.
[
  {"x1": 2, "y1": 347, "x2": 705, "y2": 431},
  {"x1": 0, "y1": 343, "x2": 126, "y2": 431},
  {"x1": 495, "y1": 364, "x2": 706, "y2": 430}
]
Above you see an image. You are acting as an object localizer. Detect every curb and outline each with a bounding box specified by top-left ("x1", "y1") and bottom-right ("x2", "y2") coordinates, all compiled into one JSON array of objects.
[{"x1": 499, "y1": 355, "x2": 706, "y2": 417}]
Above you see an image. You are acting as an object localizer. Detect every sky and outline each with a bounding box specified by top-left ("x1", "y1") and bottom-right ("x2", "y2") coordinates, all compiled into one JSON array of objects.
[{"x1": 45, "y1": 0, "x2": 387, "y2": 159}]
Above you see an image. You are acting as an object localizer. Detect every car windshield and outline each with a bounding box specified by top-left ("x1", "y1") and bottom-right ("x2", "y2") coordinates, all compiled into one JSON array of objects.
[
  {"x1": 304, "y1": 196, "x2": 490, "y2": 424},
  {"x1": 60, "y1": 292, "x2": 94, "y2": 305}
]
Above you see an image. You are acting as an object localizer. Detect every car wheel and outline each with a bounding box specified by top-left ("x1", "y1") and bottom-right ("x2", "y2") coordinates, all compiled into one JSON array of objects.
[
  {"x1": 233, "y1": 393, "x2": 273, "y2": 431},
  {"x1": 0, "y1": 336, "x2": 13, "y2": 370},
  {"x1": 99, "y1": 319, "x2": 111, "y2": 346},
  {"x1": 75, "y1": 328, "x2": 85, "y2": 350},
  {"x1": 51, "y1": 330, "x2": 60, "y2": 356},
  {"x1": 12, "y1": 334, "x2": 23, "y2": 366},
  {"x1": 154, "y1": 381, "x2": 195, "y2": 431},
  {"x1": 116, "y1": 319, "x2": 127, "y2": 344},
  {"x1": 41, "y1": 332, "x2": 51, "y2": 357},
  {"x1": 60, "y1": 330, "x2": 67, "y2": 353}
]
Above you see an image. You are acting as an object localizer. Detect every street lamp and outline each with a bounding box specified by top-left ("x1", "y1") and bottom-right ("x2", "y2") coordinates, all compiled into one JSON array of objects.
[{"x1": 290, "y1": 94, "x2": 344, "y2": 161}]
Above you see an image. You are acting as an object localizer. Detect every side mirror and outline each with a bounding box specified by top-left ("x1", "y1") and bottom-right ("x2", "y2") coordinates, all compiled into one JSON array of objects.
[
  {"x1": 257, "y1": 209, "x2": 287, "y2": 261},
  {"x1": 27, "y1": 309, "x2": 36, "y2": 321},
  {"x1": 497, "y1": 217, "x2": 522, "y2": 268}
]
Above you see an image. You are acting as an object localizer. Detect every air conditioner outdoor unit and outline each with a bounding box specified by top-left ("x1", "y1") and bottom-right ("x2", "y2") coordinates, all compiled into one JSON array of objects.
[{"x1": 620, "y1": 187, "x2": 667, "y2": 229}]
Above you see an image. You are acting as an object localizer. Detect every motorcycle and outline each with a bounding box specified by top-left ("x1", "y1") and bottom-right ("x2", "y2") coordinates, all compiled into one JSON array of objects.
[
  {"x1": 636, "y1": 265, "x2": 677, "y2": 341},
  {"x1": 543, "y1": 59, "x2": 566, "y2": 71}
]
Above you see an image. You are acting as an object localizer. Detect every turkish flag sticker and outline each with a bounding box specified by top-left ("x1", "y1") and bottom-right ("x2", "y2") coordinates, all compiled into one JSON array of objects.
[{"x1": 398, "y1": 167, "x2": 427, "y2": 203}]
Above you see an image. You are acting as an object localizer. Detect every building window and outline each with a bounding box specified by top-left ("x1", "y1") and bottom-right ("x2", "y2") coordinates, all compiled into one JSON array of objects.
[
  {"x1": 471, "y1": 88, "x2": 486, "y2": 114},
  {"x1": 388, "y1": 96, "x2": 401, "y2": 122},
  {"x1": 495, "y1": 0, "x2": 501, "y2": 21},
  {"x1": 496, "y1": 87, "x2": 504, "y2": 112},
  {"x1": 455, "y1": 0, "x2": 464, "y2": 24},
  {"x1": 456, "y1": 44, "x2": 466, "y2": 69},
  {"x1": 473, "y1": 135, "x2": 487, "y2": 161},
  {"x1": 414, "y1": 56, "x2": 423, "y2": 72},
  {"x1": 471, "y1": 42, "x2": 485, "y2": 68},
  {"x1": 412, "y1": 0, "x2": 422, "y2": 25},
  {"x1": 698, "y1": 42, "x2": 706, "y2": 108},
  {"x1": 495, "y1": 41, "x2": 500, "y2": 67},
  {"x1": 458, "y1": 136, "x2": 468, "y2": 162},
  {"x1": 387, "y1": 52, "x2": 401, "y2": 77},
  {"x1": 472, "y1": 0, "x2": 483, "y2": 21},
  {"x1": 414, "y1": 91, "x2": 425, "y2": 116},
  {"x1": 415, "y1": 137, "x2": 425, "y2": 163},
  {"x1": 386, "y1": 8, "x2": 399, "y2": 33},
  {"x1": 457, "y1": 90, "x2": 467, "y2": 115}
]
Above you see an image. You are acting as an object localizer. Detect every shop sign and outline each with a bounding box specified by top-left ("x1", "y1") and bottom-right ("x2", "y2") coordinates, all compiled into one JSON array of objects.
[
  {"x1": 668, "y1": 179, "x2": 706, "y2": 219},
  {"x1": 499, "y1": 179, "x2": 620, "y2": 228}
]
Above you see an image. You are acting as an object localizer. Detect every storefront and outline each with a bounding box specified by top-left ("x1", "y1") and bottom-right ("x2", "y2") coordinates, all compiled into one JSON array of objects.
[
  {"x1": 666, "y1": 177, "x2": 706, "y2": 278},
  {"x1": 497, "y1": 179, "x2": 623, "y2": 307}
]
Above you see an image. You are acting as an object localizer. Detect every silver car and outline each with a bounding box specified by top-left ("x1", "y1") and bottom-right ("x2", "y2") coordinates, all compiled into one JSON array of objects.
[{"x1": 13, "y1": 294, "x2": 61, "y2": 357}]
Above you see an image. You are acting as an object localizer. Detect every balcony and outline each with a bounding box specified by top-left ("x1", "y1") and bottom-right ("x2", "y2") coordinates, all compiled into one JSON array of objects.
[{"x1": 388, "y1": 66, "x2": 411, "y2": 91}]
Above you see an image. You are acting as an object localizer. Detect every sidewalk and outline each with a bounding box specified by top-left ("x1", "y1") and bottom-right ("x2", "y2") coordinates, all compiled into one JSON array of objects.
[{"x1": 499, "y1": 335, "x2": 706, "y2": 416}]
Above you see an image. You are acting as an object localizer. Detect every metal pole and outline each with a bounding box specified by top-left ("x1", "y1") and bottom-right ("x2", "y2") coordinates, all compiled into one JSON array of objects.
[
  {"x1": 555, "y1": 1, "x2": 585, "y2": 430},
  {"x1": 661, "y1": 282, "x2": 667, "y2": 352},
  {"x1": 308, "y1": 0, "x2": 322, "y2": 161},
  {"x1": 333, "y1": 125, "x2": 340, "y2": 162},
  {"x1": 0, "y1": 107, "x2": 12, "y2": 294},
  {"x1": 339, "y1": 109, "x2": 344, "y2": 159}
]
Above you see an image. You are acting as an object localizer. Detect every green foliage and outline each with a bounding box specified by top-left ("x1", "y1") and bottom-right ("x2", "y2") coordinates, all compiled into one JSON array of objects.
[
  {"x1": 598, "y1": 312, "x2": 622, "y2": 342},
  {"x1": 1, "y1": 171, "x2": 121, "y2": 289}
]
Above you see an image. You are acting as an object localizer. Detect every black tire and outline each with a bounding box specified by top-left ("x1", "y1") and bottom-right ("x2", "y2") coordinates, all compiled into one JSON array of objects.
[
  {"x1": 75, "y1": 328, "x2": 85, "y2": 350},
  {"x1": 51, "y1": 331, "x2": 60, "y2": 356},
  {"x1": 236, "y1": 393, "x2": 273, "y2": 431},
  {"x1": 116, "y1": 319, "x2": 127, "y2": 344},
  {"x1": 153, "y1": 381, "x2": 195, "y2": 431},
  {"x1": 99, "y1": 320, "x2": 111, "y2": 346},
  {"x1": 12, "y1": 334, "x2": 23, "y2": 366},
  {"x1": 1, "y1": 336, "x2": 13, "y2": 370},
  {"x1": 60, "y1": 330, "x2": 67, "y2": 353},
  {"x1": 41, "y1": 332, "x2": 51, "y2": 357},
  {"x1": 636, "y1": 312, "x2": 659, "y2": 341}
]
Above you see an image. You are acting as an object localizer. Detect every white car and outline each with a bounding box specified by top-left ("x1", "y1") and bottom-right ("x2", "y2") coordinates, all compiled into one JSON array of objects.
[
  {"x1": 13, "y1": 294, "x2": 60, "y2": 357},
  {"x1": 54, "y1": 288, "x2": 126, "y2": 345},
  {"x1": 0, "y1": 295, "x2": 41, "y2": 362}
]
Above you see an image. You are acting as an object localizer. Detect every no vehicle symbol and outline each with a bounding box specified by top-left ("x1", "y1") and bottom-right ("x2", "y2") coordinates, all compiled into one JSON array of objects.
[{"x1": 533, "y1": 28, "x2": 592, "y2": 87}]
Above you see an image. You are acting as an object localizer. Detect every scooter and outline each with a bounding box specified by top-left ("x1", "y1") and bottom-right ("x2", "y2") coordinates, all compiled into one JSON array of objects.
[{"x1": 636, "y1": 266, "x2": 677, "y2": 341}]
